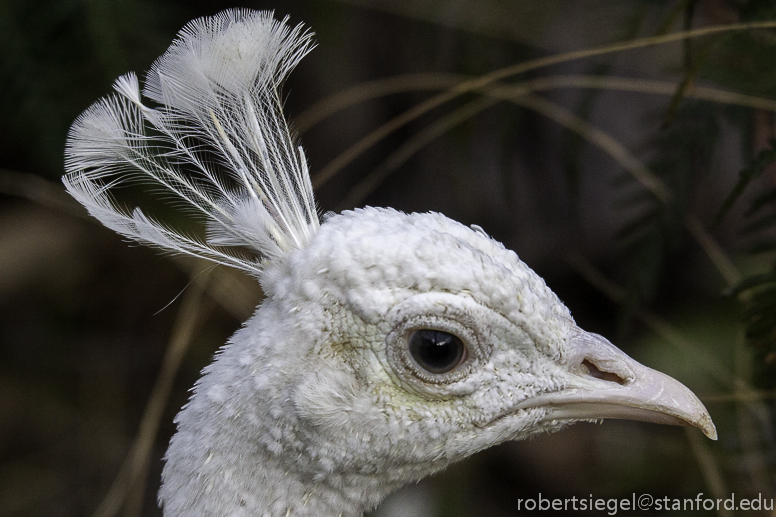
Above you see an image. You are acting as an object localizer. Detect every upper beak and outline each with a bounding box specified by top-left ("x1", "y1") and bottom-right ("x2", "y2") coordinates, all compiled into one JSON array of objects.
[{"x1": 516, "y1": 330, "x2": 717, "y2": 440}]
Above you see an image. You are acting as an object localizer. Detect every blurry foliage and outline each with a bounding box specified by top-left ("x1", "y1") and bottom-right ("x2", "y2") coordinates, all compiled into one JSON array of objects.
[
  {"x1": 722, "y1": 139, "x2": 776, "y2": 388},
  {"x1": 0, "y1": 0, "x2": 185, "y2": 174},
  {"x1": 602, "y1": 0, "x2": 776, "y2": 390},
  {"x1": 616, "y1": 101, "x2": 720, "y2": 305},
  {"x1": 2, "y1": 0, "x2": 776, "y2": 516}
]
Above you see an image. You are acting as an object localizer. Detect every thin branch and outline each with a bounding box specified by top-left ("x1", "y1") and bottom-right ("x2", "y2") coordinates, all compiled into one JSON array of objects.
[
  {"x1": 92, "y1": 260, "x2": 211, "y2": 517},
  {"x1": 294, "y1": 73, "x2": 465, "y2": 133},
  {"x1": 734, "y1": 332, "x2": 772, "y2": 495},
  {"x1": 328, "y1": 86, "x2": 751, "y2": 311},
  {"x1": 297, "y1": 73, "x2": 776, "y2": 135},
  {"x1": 569, "y1": 250, "x2": 775, "y2": 502},
  {"x1": 566, "y1": 251, "x2": 773, "y2": 428},
  {"x1": 702, "y1": 389, "x2": 776, "y2": 403},
  {"x1": 0, "y1": 168, "x2": 87, "y2": 218},
  {"x1": 171, "y1": 256, "x2": 262, "y2": 321},
  {"x1": 685, "y1": 214, "x2": 741, "y2": 287},
  {"x1": 509, "y1": 93, "x2": 673, "y2": 203},
  {"x1": 338, "y1": 96, "x2": 499, "y2": 209},
  {"x1": 334, "y1": 76, "x2": 776, "y2": 209},
  {"x1": 326, "y1": 83, "x2": 743, "y2": 292},
  {"x1": 685, "y1": 428, "x2": 731, "y2": 517},
  {"x1": 1, "y1": 169, "x2": 262, "y2": 320},
  {"x1": 310, "y1": 19, "x2": 776, "y2": 188},
  {"x1": 510, "y1": 94, "x2": 744, "y2": 288}
]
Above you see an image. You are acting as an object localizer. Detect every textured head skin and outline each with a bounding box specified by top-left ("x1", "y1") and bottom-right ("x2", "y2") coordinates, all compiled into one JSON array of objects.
[
  {"x1": 161, "y1": 208, "x2": 580, "y2": 516},
  {"x1": 159, "y1": 208, "x2": 713, "y2": 516},
  {"x1": 273, "y1": 207, "x2": 580, "y2": 452},
  {"x1": 60, "y1": 10, "x2": 715, "y2": 517}
]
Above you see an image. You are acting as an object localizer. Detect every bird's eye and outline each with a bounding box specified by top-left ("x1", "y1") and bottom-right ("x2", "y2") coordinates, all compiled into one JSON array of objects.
[{"x1": 409, "y1": 330, "x2": 466, "y2": 374}]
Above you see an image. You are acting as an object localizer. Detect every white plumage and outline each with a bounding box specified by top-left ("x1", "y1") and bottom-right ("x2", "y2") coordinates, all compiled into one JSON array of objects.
[
  {"x1": 63, "y1": 10, "x2": 716, "y2": 517},
  {"x1": 64, "y1": 10, "x2": 316, "y2": 270}
]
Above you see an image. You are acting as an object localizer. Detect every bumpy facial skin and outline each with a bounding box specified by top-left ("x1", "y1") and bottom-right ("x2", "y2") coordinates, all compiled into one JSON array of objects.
[
  {"x1": 160, "y1": 209, "x2": 571, "y2": 516},
  {"x1": 159, "y1": 207, "x2": 714, "y2": 517},
  {"x1": 278, "y1": 207, "x2": 581, "y2": 457}
]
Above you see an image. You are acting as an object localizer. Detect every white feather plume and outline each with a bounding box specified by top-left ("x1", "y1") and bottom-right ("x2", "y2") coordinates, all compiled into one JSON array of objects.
[{"x1": 63, "y1": 9, "x2": 318, "y2": 275}]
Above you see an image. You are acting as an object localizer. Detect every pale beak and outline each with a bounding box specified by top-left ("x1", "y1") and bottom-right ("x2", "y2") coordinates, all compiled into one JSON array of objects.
[{"x1": 516, "y1": 330, "x2": 717, "y2": 440}]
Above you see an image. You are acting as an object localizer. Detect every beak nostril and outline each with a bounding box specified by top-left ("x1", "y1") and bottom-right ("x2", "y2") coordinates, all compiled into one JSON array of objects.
[{"x1": 582, "y1": 359, "x2": 627, "y2": 385}]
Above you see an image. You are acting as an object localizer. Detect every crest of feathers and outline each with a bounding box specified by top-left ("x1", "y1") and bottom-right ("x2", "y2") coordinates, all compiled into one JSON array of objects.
[{"x1": 63, "y1": 9, "x2": 319, "y2": 275}]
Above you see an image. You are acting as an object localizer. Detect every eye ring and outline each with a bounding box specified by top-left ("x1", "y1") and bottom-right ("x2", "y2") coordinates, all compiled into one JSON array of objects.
[
  {"x1": 384, "y1": 292, "x2": 490, "y2": 393},
  {"x1": 408, "y1": 329, "x2": 467, "y2": 374},
  {"x1": 390, "y1": 319, "x2": 479, "y2": 388}
]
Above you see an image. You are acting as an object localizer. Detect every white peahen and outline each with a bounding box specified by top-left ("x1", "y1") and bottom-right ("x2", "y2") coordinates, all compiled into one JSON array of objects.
[{"x1": 63, "y1": 10, "x2": 716, "y2": 517}]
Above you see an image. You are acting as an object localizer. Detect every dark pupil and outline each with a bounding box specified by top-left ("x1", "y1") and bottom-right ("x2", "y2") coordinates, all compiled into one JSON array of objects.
[{"x1": 409, "y1": 330, "x2": 465, "y2": 374}]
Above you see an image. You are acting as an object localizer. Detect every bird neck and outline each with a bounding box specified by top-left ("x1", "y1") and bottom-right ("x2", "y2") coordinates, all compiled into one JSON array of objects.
[
  {"x1": 159, "y1": 300, "x2": 398, "y2": 516},
  {"x1": 163, "y1": 430, "x2": 374, "y2": 516}
]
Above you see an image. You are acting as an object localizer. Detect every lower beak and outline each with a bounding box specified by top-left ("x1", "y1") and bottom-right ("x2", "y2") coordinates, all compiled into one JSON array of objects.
[{"x1": 516, "y1": 330, "x2": 717, "y2": 440}]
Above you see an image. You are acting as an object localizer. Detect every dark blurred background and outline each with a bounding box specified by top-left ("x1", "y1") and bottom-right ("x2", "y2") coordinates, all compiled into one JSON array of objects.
[{"x1": 1, "y1": 0, "x2": 775, "y2": 515}]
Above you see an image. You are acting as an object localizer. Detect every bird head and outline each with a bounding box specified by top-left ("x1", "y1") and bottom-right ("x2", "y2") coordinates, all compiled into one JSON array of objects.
[
  {"x1": 62, "y1": 9, "x2": 715, "y2": 515},
  {"x1": 252, "y1": 207, "x2": 715, "y2": 490}
]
